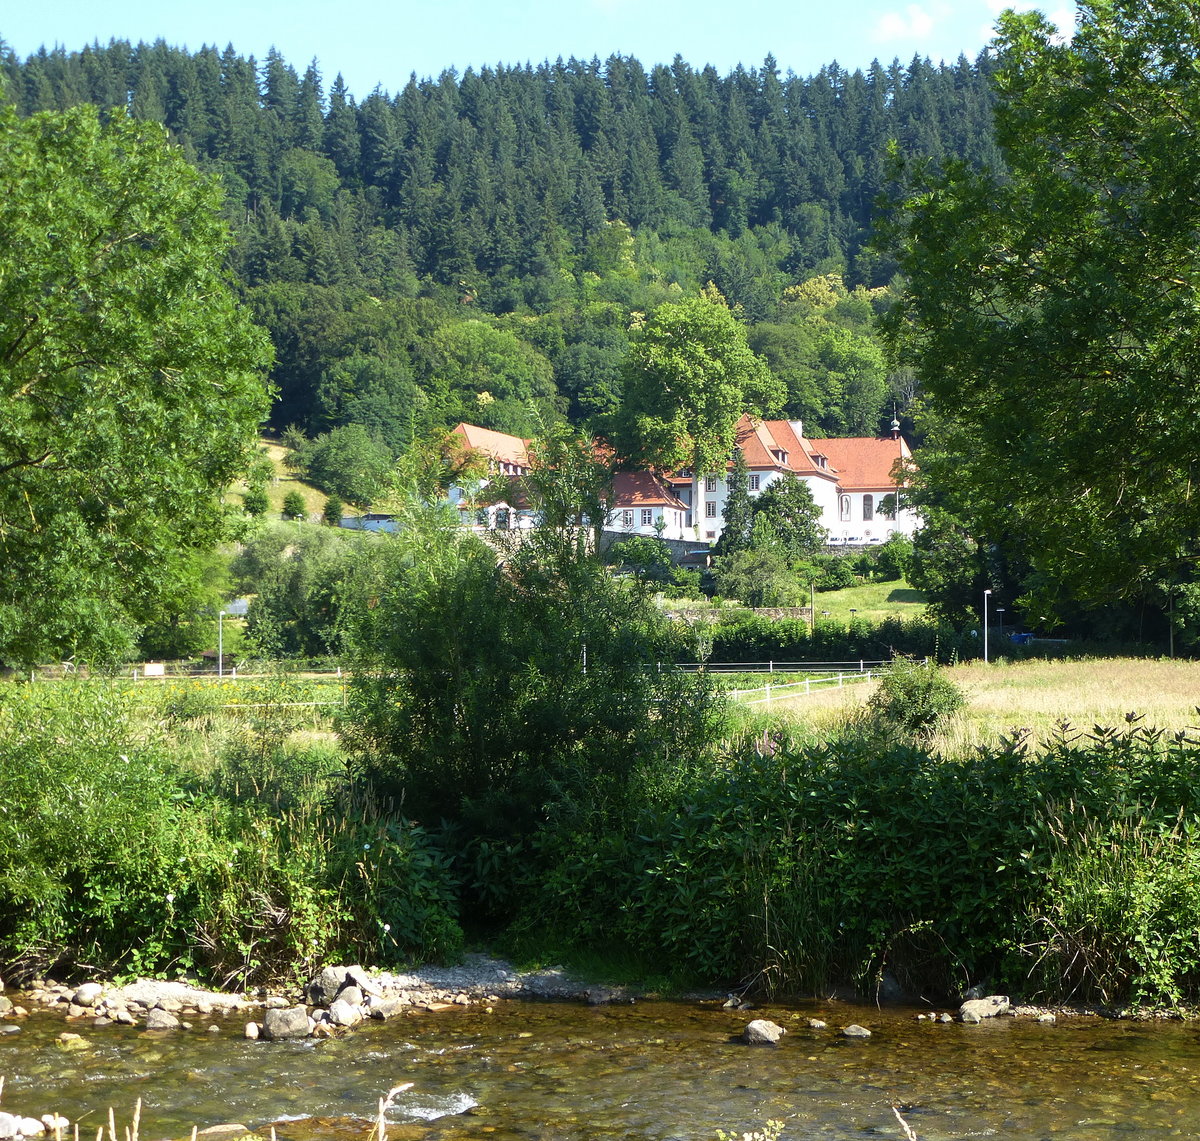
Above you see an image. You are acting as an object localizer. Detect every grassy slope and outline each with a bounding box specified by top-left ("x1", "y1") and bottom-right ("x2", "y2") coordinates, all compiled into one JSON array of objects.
[
  {"x1": 230, "y1": 438, "x2": 329, "y2": 520},
  {"x1": 812, "y1": 577, "x2": 927, "y2": 623}
]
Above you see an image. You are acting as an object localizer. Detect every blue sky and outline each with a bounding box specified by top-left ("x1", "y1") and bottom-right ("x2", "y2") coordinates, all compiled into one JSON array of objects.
[{"x1": 3, "y1": 1, "x2": 1075, "y2": 99}]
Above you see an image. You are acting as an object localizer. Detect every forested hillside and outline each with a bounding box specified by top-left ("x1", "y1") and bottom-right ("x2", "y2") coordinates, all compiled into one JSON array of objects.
[{"x1": 0, "y1": 40, "x2": 1001, "y2": 464}]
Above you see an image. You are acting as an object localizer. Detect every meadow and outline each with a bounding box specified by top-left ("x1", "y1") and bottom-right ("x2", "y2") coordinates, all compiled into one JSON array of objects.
[{"x1": 766, "y1": 656, "x2": 1200, "y2": 752}]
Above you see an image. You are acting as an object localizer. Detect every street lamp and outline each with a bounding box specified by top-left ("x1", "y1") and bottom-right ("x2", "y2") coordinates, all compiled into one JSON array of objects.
[
  {"x1": 983, "y1": 589, "x2": 992, "y2": 663},
  {"x1": 218, "y1": 609, "x2": 226, "y2": 678}
]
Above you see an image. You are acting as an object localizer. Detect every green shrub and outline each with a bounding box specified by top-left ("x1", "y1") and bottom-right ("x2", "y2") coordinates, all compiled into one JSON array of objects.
[{"x1": 865, "y1": 655, "x2": 965, "y2": 739}]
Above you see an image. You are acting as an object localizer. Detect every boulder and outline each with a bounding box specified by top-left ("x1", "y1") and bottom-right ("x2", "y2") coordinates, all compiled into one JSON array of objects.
[
  {"x1": 144, "y1": 1008, "x2": 180, "y2": 1031},
  {"x1": 842, "y1": 1024, "x2": 872, "y2": 1038},
  {"x1": 959, "y1": 995, "x2": 1010, "y2": 1022},
  {"x1": 368, "y1": 998, "x2": 406, "y2": 1021},
  {"x1": 262, "y1": 1006, "x2": 311, "y2": 1040},
  {"x1": 337, "y1": 985, "x2": 364, "y2": 1008},
  {"x1": 0, "y1": 996, "x2": 12, "y2": 1015},
  {"x1": 329, "y1": 998, "x2": 364, "y2": 1028},
  {"x1": 72, "y1": 983, "x2": 103, "y2": 1008},
  {"x1": 742, "y1": 1019, "x2": 786, "y2": 1045},
  {"x1": 306, "y1": 967, "x2": 348, "y2": 1006},
  {"x1": 345, "y1": 965, "x2": 383, "y2": 997}
]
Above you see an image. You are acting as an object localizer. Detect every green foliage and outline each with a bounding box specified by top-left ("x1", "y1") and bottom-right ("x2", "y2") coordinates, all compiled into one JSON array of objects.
[
  {"x1": 617, "y1": 287, "x2": 783, "y2": 475},
  {"x1": 513, "y1": 716, "x2": 1200, "y2": 1005},
  {"x1": 242, "y1": 486, "x2": 270, "y2": 517},
  {"x1": 874, "y1": 533, "x2": 914, "y2": 582},
  {"x1": 281, "y1": 490, "x2": 307, "y2": 521},
  {"x1": 339, "y1": 484, "x2": 729, "y2": 897},
  {"x1": 880, "y1": 0, "x2": 1200, "y2": 621},
  {"x1": 608, "y1": 534, "x2": 674, "y2": 583},
  {"x1": 0, "y1": 101, "x2": 272, "y2": 665},
  {"x1": 232, "y1": 521, "x2": 361, "y2": 659},
  {"x1": 286, "y1": 424, "x2": 395, "y2": 508},
  {"x1": 322, "y1": 493, "x2": 345, "y2": 527},
  {"x1": 0, "y1": 678, "x2": 462, "y2": 985},
  {"x1": 864, "y1": 655, "x2": 965, "y2": 740},
  {"x1": 713, "y1": 545, "x2": 806, "y2": 608}
]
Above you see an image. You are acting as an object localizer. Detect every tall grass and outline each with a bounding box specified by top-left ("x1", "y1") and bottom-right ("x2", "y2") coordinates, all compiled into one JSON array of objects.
[{"x1": 0, "y1": 676, "x2": 461, "y2": 986}]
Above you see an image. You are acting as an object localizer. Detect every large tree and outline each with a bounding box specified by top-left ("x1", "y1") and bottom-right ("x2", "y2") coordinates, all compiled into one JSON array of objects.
[
  {"x1": 616, "y1": 286, "x2": 783, "y2": 476},
  {"x1": 0, "y1": 101, "x2": 272, "y2": 663},
  {"x1": 880, "y1": 1, "x2": 1200, "y2": 619}
]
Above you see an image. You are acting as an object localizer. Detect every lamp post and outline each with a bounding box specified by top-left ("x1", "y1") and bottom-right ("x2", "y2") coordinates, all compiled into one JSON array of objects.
[
  {"x1": 218, "y1": 610, "x2": 226, "y2": 678},
  {"x1": 983, "y1": 589, "x2": 992, "y2": 663}
]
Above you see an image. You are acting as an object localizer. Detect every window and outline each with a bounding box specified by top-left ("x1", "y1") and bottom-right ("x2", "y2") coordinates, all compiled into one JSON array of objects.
[
  {"x1": 496, "y1": 508, "x2": 510, "y2": 530},
  {"x1": 641, "y1": 508, "x2": 653, "y2": 527},
  {"x1": 621, "y1": 510, "x2": 633, "y2": 527},
  {"x1": 839, "y1": 495, "x2": 851, "y2": 522},
  {"x1": 705, "y1": 501, "x2": 717, "y2": 518},
  {"x1": 863, "y1": 495, "x2": 874, "y2": 522},
  {"x1": 705, "y1": 475, "x2": 717, "y2": 492},
  {"x1": 749, "y1": 474, "x2": 761, "y2": 491}
]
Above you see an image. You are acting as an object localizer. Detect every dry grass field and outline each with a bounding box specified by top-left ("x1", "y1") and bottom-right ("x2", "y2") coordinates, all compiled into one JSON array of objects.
[{"x1": 768, "y1": 657, "x2": 1200, "y2": 752}]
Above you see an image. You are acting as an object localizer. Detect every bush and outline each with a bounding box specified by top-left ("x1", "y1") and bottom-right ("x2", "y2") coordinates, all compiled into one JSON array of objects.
[
  {"x1": 242, "y1": 485, "x2": 269, "y2": 517},
  {"x1": 865, "y1": 655, "x2": 964, "y2": 740},
  {"x1": 281, "y1": 489, "x2": 307, "y2": 521}
]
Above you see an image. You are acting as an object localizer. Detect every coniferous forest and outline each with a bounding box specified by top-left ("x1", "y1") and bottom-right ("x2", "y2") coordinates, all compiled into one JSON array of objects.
[{"x1": 0, "y1": 39, "x2": 1001, "y2": 452}]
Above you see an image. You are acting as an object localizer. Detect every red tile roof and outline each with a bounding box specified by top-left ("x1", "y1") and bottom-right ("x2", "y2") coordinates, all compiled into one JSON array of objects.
[
  {"x1": 818, "y1": 435, "x2": 912, "y2": 491},
  {"x1": 610, "y1": 471, "x2": 689, "y2": 511},
  {"x1": 451, "y1": 423, "x2": 531, "y2": 469}
]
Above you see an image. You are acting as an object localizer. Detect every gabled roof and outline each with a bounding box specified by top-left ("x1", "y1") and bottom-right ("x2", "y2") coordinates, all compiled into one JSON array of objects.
[
  {"x1": 610, "y1": 471, "x2": 689, "y2": 511},
  {"x1": 731, "y1": 415, "x2": 838, "y2": 482},
  {"x1": 818, "y1": 435, "x2": 913, "y2": 491},
  {"x1": 450, "y1": 423, "x2": 531, "y2": 469}
]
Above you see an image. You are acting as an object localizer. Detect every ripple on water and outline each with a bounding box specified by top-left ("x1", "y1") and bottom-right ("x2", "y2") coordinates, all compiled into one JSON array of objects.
[{"x1": 3, "y1": 1000, "x2": 1200, "y2": 1139}]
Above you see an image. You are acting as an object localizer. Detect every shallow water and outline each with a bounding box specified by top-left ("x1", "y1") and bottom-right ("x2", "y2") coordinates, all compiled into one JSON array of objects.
[{"x1": 3, "y1": 997, "x2": 1200, "y2": 1140}]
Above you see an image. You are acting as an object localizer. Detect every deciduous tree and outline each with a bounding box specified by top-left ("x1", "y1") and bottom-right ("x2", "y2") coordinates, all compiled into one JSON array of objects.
[
  {"x1": 617, "y1": 286, "x2": 783, "y2": 476},
  {"x1": 0, "y1": 101, "x2": 272, "y2": 663},
  {"x1": 880, "y1": 1, "x2": 1200, "y2": 617}
]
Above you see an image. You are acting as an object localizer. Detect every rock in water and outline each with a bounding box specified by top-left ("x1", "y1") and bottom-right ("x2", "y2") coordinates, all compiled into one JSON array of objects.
[
  {"x1": 742, "y1": 1019, "x2": 786, "y2": 1045},
  {"x1": 262, "y1": 1006, "x2": 311, "y2": 1040},
  {"x1": 959, "y1": 995, "x2": 1010, "y2": 1022}
]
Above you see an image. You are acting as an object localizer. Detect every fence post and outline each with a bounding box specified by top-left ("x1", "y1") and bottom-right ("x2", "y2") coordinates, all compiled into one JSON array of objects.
[
  {"x1": 769, "y1": 660, "x2": 774, "y2": 673},
  {"x1": 860, "y1": 659, "x2": 864, "y2": 672}
]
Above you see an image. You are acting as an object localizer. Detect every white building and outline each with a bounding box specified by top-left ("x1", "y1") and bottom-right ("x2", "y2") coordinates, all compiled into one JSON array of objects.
[{"x1": 443, "y1": 416, "x2": 919, "y2": 546}]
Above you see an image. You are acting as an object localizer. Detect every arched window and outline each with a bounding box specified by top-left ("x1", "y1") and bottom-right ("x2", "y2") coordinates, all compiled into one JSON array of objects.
[
  {"x1": 863, "y1": 495, "x2": 874, "y2": 521},
  {"x1": 839, "y1": 495, "x2": 851, "y2": 521}
]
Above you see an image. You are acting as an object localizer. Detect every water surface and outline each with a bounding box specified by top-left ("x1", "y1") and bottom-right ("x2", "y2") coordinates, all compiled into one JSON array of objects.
[{"x1": 2, "y1": 998, "x2": 1197, "y2": 1140}]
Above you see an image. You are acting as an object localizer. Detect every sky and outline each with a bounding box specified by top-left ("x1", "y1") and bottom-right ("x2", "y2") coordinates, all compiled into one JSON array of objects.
[{"x1": 3, "y1": 0, "x2": 1075, "y2": 98}]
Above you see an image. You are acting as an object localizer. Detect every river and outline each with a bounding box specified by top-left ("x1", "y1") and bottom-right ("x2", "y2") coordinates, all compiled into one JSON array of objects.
[{"x1": 2, "y1": 997, "x2": 1198, "y2": 1140}]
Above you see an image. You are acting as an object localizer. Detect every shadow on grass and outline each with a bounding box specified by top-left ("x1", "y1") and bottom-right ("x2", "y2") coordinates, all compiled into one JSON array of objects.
[{"x1": 886, "y1": 588, "x2": 927, "y2": 605}]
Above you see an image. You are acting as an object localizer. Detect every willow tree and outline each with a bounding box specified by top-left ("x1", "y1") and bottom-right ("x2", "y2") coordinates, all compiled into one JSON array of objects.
[{"x1": 0, "y1": 101, "x2": 272, "y2": 663}]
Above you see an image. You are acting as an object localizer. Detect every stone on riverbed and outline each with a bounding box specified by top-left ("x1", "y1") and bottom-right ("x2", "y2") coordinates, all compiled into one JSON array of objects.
[
  {"x1": 144, "y1": 1008, "x2": 181, "y2": 1031},
  {"x1": 72, "y1": 983, "x2": 103, "y2": 1008},
  {"x1": 842, "y1": 1024, "x2": 872, "y2": 1038},
  {"x1": 959, "y1": 995, "x2": 1010, "y2": 1023},
  {"x1": 0, "y1": 1112, "x2": 46, "y2": 1139},
  {"x1": 262, "y1": 1006, "x2": 311, "y2": 1040},
  {"x1": 329, "y1": 998, "x2": 364, "y2": 1027},
  {"x1": 742, "y1": 1019, "x2": 786, "y2": 1045}
]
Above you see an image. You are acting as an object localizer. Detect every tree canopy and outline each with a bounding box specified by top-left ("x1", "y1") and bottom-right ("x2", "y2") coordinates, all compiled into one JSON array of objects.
[
  {"x1": 0, "y1": 101, "x2": 272, "y2": 663},
  {"x1": 616, "y1": 287, "x2": 783, "y2": 475},
  {"x1": 880, "y1": 0, "x2": 1200, "y2": 620}
]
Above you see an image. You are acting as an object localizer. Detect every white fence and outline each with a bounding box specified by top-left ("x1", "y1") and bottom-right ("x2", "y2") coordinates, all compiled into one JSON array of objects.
[{"x1": 728, "y1": 669, "x2": 882, "y2": 705}]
